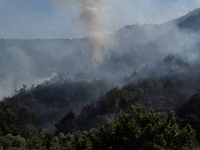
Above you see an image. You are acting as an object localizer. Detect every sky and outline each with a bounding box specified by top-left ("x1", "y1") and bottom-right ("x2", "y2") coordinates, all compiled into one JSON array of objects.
[{"x1": 0, "y1": 0, "x2": 200, "y2": 39}]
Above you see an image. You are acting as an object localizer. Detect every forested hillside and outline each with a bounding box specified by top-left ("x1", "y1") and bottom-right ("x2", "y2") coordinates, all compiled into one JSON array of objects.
[
  {"x1": 1, "y1": 7, "x2": 200, "y2": 150},
  {"x1": 1, "y1": 76, "x2": 200, "y2": 149}
]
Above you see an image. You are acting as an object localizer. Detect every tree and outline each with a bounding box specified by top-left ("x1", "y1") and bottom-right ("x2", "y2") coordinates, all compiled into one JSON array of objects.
[
  {"x1": 0, "y1": 134, "x2": 26, "y2": 150},
  {"x1": 0, "y1": 109, "x2": 18, "y2": 136},
  {"x1": 176, "y1": 92, "x2": 200, "y2": 142},
  {"x1": 55, "y1": 110, "x2": 76, "y2": 135},
  {"x1": 91, "y1": 106, "x2": 195, "y2": 150},
  {"x1": 142, "y1": 78, "x2": 159, "y2": 92}
]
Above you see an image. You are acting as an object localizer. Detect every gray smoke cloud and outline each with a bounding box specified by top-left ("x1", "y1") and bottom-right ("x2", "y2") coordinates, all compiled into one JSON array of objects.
[
  {"x1": 0, "y1": 0, "x2": 200, "y2": 100},
  {"x1": 52, "y1": 0, "x2": 112, "y2": 61},
  {"x1": 80, "y1": 0, "x2": 110, "y2": 60}
]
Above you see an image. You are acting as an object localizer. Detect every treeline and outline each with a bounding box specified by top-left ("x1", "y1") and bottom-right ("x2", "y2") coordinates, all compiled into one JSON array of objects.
[
  {"x1": 0, "y1": 106, "x2": 198, "y2": 149},
  {"x1": 1, "y1": 76, "x2": 200, "y2": 148},
  {"x1": 0, "y1": 78, "x2": 112, "y2": 131}
]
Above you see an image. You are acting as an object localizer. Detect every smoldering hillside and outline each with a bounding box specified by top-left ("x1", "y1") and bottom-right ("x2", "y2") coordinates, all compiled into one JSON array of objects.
[
  {"x1": 1, "y1": 8, "x2": 200, "y2": 97},
  {"x1": 1, "y1": 8, "x2": 200, "y2": 130}
]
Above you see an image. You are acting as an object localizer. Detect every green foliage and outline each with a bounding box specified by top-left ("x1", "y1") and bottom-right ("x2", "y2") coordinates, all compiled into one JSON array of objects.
[
  {"x1": 0, "y1": 105, "x2": 197, "y2": 150},
  {"x1": 71, "y1": 131, "x2": 92, "y2": 150},
  {"x1": 0, "y1": 78, "x2": 112, "y2": 131},
  {"x1": 23, "y1": 128, "x2": 46, "y2": 150},
  {"x1": 91, "y1": 106, "x2": 195, "y2": 150},
  {"x1": 95, "y1": 115, "x2": 110, "y2": 128},
  {"x1": 56, "y1": 132, "x2": 74, "y2": 148},
  {"x1": 176, "y1": 93, "x2": 200, "y2": 142},
  {"x1": 43, "y1": 130, "x2": 54, "y2": 149},
  {"x1": 55, "y1": 110, "x2": 76, "y2": 135},
  {"x1": 118, "y1": 89, "x2": 139, "y2": 110},
  {"x1": 0, "y1": 134, "x2": 26, "y2": 150},
  {"x1": 148, "y1": 95, "x2": 165, "y2": 107},
  {"x1": 187, "y1": 93, "x2": 200, "y2": 117},
  {"x1": 142, "y1": 78, "x2": 159, "y2": 92},
  {"x1": 163, "y1": 79, "x2": 175, "y2": 89},
  {"x1": 76, "y1": 103, "x2": 98, "y2": 131},
  {"x1": 0, "y1": 77, "x2": 194, "y2": 135},
  {"x1": 98, "y1": 87, "x2": 119, "y2": 114},
  {"x1": 1, "y1": 77, "x2": 199, "y2": 149},
  {"x1": 0, "y1": 109, "x2": 18, "y2": 136},
  {"x1": 179, "y1": 114, "x2": 200, "y2": 142}
]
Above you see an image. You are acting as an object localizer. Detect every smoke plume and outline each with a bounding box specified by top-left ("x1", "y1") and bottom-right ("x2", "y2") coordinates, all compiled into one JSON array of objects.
[{"x1": 52, "y1": 0, "x2": 110, "y2": 61}]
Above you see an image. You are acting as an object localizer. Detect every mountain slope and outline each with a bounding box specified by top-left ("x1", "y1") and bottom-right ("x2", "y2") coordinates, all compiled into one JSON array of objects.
[{"x1": 176, "y1": 7, "x2": 200, "y2": 31}]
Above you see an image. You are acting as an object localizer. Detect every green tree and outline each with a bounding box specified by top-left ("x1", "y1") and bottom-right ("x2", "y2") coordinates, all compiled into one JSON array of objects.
[
  {"x1": 0, "y1": 134, "x2": 26, "y2": 150},
  {"x1": 22, "y1": 128, "x2": 46, "y2": 150},
  {"x1": 55, "y1": 110, "x2": 76, "y2": 135},
  {"x1": 0, "y1": 109, "x2": 17, "y2": 136},
  {"x1": 71, "y1": 131, "x2": 92, "y2": 150},
  {"x1": 91, "y1": 106, "x2": 195, "y2": 150},
  {"x1": 43, "y1": 130, "x2": 54, "y2": 150},
  {"x1": 176, "y1": 92, "x2": 200, "y2": 142},
  {"x1": 142, "y1": 78, "x2": 159, "y2": 92}
]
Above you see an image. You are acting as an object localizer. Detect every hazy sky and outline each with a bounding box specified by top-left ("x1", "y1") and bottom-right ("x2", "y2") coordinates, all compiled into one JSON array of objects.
[{"x1": 0, "y1": 0, "x2": 200, "y2": 39}]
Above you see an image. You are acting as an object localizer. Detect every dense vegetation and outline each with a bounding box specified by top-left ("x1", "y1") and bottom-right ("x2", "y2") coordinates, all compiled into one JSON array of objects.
[
  {"x1": 0, "y1": 106, "x2": 197, "y2": 149},
  {"x1": 0, "y1": 77, "x2": 192, "y2": 132},
  {"x1": 1, "y1": 7, "x2": 200, "y2": 149},
  {"x1": 1, "y1": 76, "x2": 200, "y2": 149}
]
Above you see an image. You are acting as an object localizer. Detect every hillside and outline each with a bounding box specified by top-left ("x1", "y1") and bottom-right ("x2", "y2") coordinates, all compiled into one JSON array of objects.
[
  {"x1": 0, "y1": 8, "x2": 200, "y2": 98},
  {"x1": 1, "y1": 6, "x2": 200, "y2": 149},
  {"x1": 176, "y1": 7, "x2": 200, "y2": 31}
]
